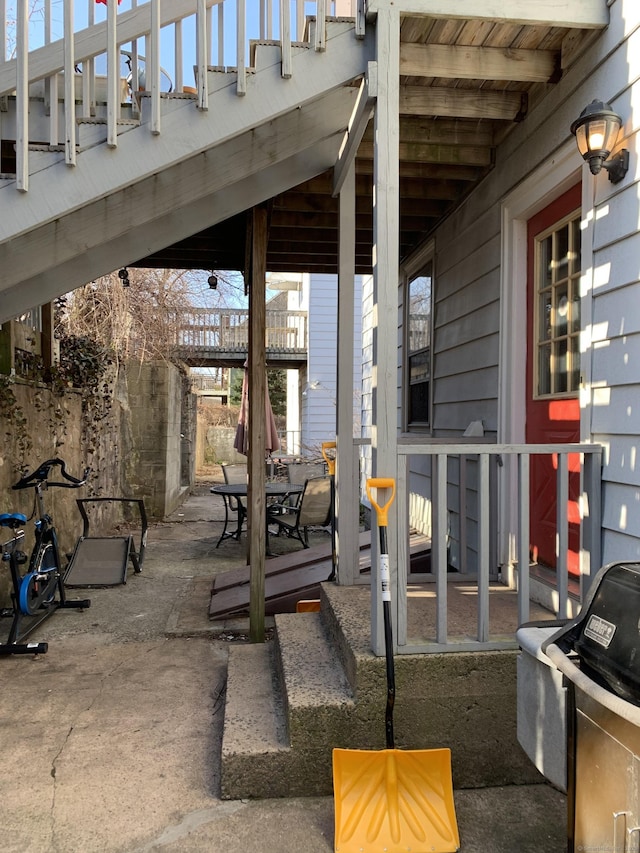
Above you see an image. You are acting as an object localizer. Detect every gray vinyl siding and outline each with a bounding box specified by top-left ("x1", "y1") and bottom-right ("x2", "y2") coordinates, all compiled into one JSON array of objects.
[
  {"x1": 400, "y1": 0, "x2": 640, "y2": 568},
  {"x1": 583, "y1": 1, "x2": 640, "y2": 565}
]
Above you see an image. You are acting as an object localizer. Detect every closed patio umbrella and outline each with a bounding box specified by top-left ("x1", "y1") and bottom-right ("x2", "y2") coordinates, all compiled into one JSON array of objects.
[{"x1": 234, "y1": 366, "x2": 280, "y2": 456}]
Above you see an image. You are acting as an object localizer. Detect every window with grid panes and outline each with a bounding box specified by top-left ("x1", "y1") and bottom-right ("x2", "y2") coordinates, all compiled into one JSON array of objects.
[{"x1": 535, "y1": 212, "x2": 581, "y2": 397}]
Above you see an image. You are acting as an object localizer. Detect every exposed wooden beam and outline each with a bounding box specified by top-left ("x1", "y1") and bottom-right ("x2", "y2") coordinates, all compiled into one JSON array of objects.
[
  {"x1": 356, "y1": 158, "x2": 484, "y2": 181},
  {"x1": 357, "y1": 139, "x2": 492, "y2": 166},
  {"x1": 333, "y1": 61, "x2": 377, "y2": 197},
  {"x1": 361, "y1": 115, "x2": 496, "y2": 147},
  {"x1": 400, "y1": 43, "x2": 559, "y2": 83},
  {"x1": 366, "y1": 0, "x2": 608, "y2": 29},
  {"x1": 400, "y1": 85, "x2": 526, "y2": 120}
]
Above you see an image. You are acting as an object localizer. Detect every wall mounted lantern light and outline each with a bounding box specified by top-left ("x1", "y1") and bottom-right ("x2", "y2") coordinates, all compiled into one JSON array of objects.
[{"x1": 570, "y1": 99, "x2": 629, "y2": 184}]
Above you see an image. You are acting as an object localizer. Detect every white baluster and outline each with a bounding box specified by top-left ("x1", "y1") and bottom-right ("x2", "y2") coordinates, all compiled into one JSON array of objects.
[
  {"x1": 150, "y1": 0, "x2": 160, "y2": 133},
  {"x1": 16, "y1": 0, "x2": 28, "y2": 191},
  {"x1": 196, "y1": 0, "x2": 208, "y2": 109},
  {"x1": 64, "y1": 0, "x2": 76, "y2": 164},
  {"x1": 106, "y1": 0, "x2": 118, "y2": 147}
]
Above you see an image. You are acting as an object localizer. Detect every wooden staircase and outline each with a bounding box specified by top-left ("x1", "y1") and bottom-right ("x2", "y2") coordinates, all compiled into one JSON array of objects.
[{"x1": 0, "y1": 10, "x2": 371, "y2": 322}]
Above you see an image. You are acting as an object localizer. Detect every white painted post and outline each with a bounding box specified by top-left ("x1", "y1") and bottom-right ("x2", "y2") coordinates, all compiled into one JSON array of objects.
[
  {"x1": 16, "y1": 0, "x2": 28, "y2": 192},
  {"x1": 518, "y1": 452, "x2": 530, "y2": 625},
  {"x1": 236, "y1": 0, "x2": 247, "y2": 95},
  {"x1": 335, "y1": 162, "x2": 358, "y2": 585},
  {"x1": 433, "y1": 453, "x2": 448, "y2": 644},
  {"x1": 315, "y1": 0, "x2": 326, "y2": 51},
  {"x1": 581, "y1": 447, "x2": 602, "y2": 600},
  {"x1": 45, "y1": 0, "x2": 59, "y2": 147},
  {"x1": 477, "y1": 452, "x2": 490, "y2": 642},
  {"x1": 86, "y1": 0, "x2": 97, "y2": 118},
  {"x1": 175, "y1": 19, "x2": 183, "y2": 92},
  {"x1": 150, "y1": 0, "x2": 161, "y2": 133},
  {"x1": 280, "y1": 0, "x2": 292, "y2": 78},
  {"x1": 370, "y1": 6, "x2": 400, "y2": 656},
  {"x1": 556, "y1": 452, "x2": 569, "y2": 618},
  {"x1": 64, "y1": 0, "x2": 76, "y2": 164},
  {"x1": 396, "y1": 453, "x2": 409, "y2": 646},
  {"x1": 217, "y1": 3, "x2": 224, "y2": 65},
  {"x1": 106, "y1": 0, "x2": 118, "y2": 147},
  {"x1": 296, "y1": 0, "x2": 304, "y2": 42},
  {"x1": 197, "y1": 0, "x2": 209, "y2": 108},
  {"x1": 131, "y1": 0, "x2": 140, "y2": 117}
]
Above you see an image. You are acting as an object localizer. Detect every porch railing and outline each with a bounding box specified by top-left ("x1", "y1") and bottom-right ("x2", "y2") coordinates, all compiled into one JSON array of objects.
[
  {"x1": 366, "y1": 439, "x2": 603, "y2": 654},
  {"x1": 1, "y1": 0, "x2": 364, "y2": 187},
  {"x1": 170, "y1": 307, "x2": 307, "y2": 354}
]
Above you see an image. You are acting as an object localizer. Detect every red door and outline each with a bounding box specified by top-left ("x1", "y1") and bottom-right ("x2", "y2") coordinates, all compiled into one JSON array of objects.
[{"x1": 526, "y1": 184, "x2": 581, "y2": 575}]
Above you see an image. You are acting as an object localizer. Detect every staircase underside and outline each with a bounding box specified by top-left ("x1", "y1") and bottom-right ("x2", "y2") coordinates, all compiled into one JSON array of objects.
[{"x1": 0, "y1": 23, "x2": 369, "y2": 321}]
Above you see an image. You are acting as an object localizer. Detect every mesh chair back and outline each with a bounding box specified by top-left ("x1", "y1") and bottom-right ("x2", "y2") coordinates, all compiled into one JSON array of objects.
[
  {"x1": 222, "y1": 463, "x2": 247, "y2": 485},
  {"x1": 298, "y1": 477, "x2": 332, "y2": 527},
  {"x1": 287, "y1": 462, "x2": 326, "y2": 486}
]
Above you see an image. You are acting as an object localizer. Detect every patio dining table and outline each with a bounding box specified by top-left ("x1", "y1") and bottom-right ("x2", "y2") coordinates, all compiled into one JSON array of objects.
[{"x1": 211, "y1": 481, "x2": 303, "y2": 549}]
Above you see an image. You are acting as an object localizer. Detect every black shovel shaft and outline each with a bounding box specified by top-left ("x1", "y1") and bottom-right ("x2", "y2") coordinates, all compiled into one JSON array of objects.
[{"x1": 380, "y1": 524, "x2": 396, "y2": 749}]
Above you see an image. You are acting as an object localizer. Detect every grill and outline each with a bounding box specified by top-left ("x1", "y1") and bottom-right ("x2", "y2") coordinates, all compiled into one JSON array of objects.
[{"x1": 543, "y1": 562, "x2": 640, "y2": 853}]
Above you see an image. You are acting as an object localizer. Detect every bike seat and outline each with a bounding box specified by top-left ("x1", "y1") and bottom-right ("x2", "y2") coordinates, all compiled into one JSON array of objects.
[{"x1": 0, "y1": 513, "x2": 27, "y2": 529}]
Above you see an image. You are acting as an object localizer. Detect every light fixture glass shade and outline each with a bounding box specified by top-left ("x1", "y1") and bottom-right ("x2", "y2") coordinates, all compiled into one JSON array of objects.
[{"x1": 570, "y1": 100, "x2": 623, "y2": 177}]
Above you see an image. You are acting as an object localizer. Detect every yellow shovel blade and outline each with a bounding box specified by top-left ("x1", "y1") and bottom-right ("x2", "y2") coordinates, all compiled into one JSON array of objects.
[{"x1": 333, "y1": 747, "x2": 460, "y2": 853}]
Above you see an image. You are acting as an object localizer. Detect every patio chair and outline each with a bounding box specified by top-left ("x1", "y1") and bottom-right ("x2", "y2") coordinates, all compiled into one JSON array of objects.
[
  {"x1": 267, "y1": 476, "x2": 332, "y2": 549},
  {"x1": 284, "y1": 461, "x2": 326, "y2": 508},
  {"x1": 215, "y1": 463, "x2": 247, "y2": 547}
]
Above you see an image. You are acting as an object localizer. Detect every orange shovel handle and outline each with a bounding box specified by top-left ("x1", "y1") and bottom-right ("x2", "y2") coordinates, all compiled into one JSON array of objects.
[
  {"x1": 322, "y1": 441, "x2": 336, "y2": 476},
  {"x1": 366, "y1": 478, "x2": 396, "y2": 528}
]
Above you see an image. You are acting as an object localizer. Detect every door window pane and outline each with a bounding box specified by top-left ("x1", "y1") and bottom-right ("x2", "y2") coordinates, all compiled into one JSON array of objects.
[{"x1": 535, "y1": 211, "x2": 581, "y2": 398}]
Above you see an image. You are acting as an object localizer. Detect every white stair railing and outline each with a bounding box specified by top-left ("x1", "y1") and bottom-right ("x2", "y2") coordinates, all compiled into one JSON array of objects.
[{"x1": 1, "y1": 0, "x2": 363, "y2": 186}]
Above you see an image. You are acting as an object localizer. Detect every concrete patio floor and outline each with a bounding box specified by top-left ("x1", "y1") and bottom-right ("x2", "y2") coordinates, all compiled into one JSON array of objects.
[{"x1": 0, "y1": 480, "x2": 568, "y2": 852}]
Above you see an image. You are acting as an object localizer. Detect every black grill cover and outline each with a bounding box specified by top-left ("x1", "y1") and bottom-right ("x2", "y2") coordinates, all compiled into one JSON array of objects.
[{"x1": 552, "y1": 562, "x2": 640, "y2": 705}]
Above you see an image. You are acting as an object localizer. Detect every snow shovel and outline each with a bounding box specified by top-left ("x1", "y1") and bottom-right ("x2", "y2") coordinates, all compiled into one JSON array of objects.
[
  {"x1": 332, "y1": 477, "x2": 460, "y2": 853},
  {"x1": 322, "y1": 441, "x2": 337, "y2": 582}
]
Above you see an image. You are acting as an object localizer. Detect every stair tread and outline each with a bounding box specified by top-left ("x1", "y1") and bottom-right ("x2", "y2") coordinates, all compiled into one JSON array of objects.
[
  {"x1": 276, "y1": 612, "x2": 353, "y2": 708},
  {"x1": 223, "y1": 643, "x2": 289, "y2": 755}
]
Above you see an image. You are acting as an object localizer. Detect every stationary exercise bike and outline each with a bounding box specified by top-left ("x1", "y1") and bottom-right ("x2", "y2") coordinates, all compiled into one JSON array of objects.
[{"x1": 0, "y1": 458, "x2": 91, "y2": 656}]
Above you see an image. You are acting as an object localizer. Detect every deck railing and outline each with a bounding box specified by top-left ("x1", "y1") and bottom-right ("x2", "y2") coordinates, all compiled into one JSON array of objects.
[
  {"x1": 0, "y1": 0, "x2": 364, "y2": 187},
  {"x1": 170, "y1": 307, "x2": 307, "y2": 354},
  {"x1": 362, "y1": 439, "x2": 603, "y2": 654}
]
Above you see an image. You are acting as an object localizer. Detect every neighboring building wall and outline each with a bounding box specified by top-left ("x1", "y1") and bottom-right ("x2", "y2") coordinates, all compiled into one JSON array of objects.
[
  {"x1": 301, "y1": 273, "x2": 365, "y2": 455},
  {"x1": 123, "y1": 362, "x2": 194, "y2": 518}
]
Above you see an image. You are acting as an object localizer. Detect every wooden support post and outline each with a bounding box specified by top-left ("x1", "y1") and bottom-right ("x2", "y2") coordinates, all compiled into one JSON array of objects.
[
  {"x1": 248, "y1": 205, "x2": 268, "y2": 643},
  {"x1": 41, "y1": 303, "x2": 55, "y2": 371}
]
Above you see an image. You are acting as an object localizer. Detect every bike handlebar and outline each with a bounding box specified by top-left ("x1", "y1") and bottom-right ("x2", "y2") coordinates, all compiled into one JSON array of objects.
[{"x1": 12, "y1": 458, "x2": 91, "y2": 491}]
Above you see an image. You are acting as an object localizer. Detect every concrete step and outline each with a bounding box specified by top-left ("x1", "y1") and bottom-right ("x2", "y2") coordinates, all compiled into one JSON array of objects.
[
  {"x1": 274, "y1": 612, "x2": 356, "y2": 748},
  {"x1": 221, "y1": 611, "x2": 357, "y2": 799},
  {"x1": 220, "y1": 582, "x2": 544, "y2": 800},
  {"x1": 221, "y1": 642, "x2": 293, "y2": 799}
]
